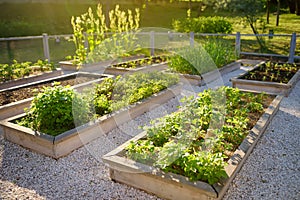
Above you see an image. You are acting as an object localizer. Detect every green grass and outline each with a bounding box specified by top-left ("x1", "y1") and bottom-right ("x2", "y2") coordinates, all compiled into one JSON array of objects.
[{"x1": 0, "y1": 1, "x2": 299, "y2": 63}]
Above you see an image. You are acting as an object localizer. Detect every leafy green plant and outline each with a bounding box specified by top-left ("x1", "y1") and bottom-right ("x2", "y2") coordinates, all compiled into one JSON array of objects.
[
  {"x1": 242, "y1": 62, "x2": 299, "y2": 83},
  {"x1": 172, "y1": 16, "x2": 233, "y2": 34},
  {"x1": 91, "y1": 72, "x2": 179, "y2": 115},
  {"x1": 112, "y1": 55, "x2": 167, "y2": 69},
  {"x1": 18, "y1": 83, "x2": 91, "y2": 136},
  {"x1": 0, "y1": 59, "x2": 55, "y2": 82},
  {"x1": 126, "y1": 87, "x2": 268, "y2": 185}
]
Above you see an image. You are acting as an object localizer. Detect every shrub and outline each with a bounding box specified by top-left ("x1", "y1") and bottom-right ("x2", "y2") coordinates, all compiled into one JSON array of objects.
[
  {"x1": 172, "y1": 16, "x2": 233, "y2": 34},
  {"x1": 18, "y1": 83, "x2": 91, "y2": 136}
]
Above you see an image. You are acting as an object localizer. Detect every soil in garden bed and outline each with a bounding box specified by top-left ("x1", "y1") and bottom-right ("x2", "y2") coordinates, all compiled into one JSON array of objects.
[
  {"x1": 0, "y1": 76, "x2": 99, "y2": 106},
  {"x1": 111, "y1": 56, "x2": 167, "y2": 69},
  {"x1": 241, "y1": 62, "x2": 300, "y2": 83}
]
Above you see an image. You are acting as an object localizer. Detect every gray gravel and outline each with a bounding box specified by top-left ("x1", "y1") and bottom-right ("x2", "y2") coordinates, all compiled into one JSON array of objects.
[{"x1": 1, "y1": 60, "x2": 300, "y2": 199}]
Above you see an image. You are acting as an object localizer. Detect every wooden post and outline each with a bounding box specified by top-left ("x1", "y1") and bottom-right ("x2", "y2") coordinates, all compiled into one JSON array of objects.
[
  {"x1": 6, "y1": 40, "x2": 14, "y2": 63},
  {"x1": 42, "y1": 33, "x2": 50, "y2": 62},
  {"x1": 235, "y1": 32, "x2": 241, "y2": 58},
  {"x1": 190, "y1": 32, "x2": 194, "y2": 47},
  {"x1": 288, "y1": 33, "x2": 297, "y2": 63},
  {"x1": 150, "y1": 31, "x2": 155, "y2": 56}
]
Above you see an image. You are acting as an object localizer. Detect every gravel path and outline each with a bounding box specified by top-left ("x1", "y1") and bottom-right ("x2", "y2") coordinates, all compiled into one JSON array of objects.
[{"x1": 1, "y1": 60, "x2": 299, "y2": 199}]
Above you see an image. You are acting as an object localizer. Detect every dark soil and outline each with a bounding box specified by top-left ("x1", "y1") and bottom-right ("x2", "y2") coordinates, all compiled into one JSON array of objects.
[
  {"x1": 0, "y1": 76, "x2": 97, "y2": 106},
  {"x1": 241, "y1": 62, "x2": 300, "y2": 83}
]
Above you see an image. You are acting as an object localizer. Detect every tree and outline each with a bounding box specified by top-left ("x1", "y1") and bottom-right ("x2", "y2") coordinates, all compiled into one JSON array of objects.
[
  {"x1": 297, "y1": 0, "x2": 300, "y2": 15},
  {"x1": 266, "y1": 0, "x2": 270, "y2": 24},
  {"x1": 215, "y1": 0, "x2": 266, "y2": 49}
]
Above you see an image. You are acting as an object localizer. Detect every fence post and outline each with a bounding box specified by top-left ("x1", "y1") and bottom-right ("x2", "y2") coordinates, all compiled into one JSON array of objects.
[
  {"x1": 288, "y1": 32, "x2": 296, "y2": 63},
  {"x1": 150, "y1": 31, "x2": 155, "y2": 56},
  {"x1": 235, "y1": 32, "x2": 241, "y2": 58},
  {"x1": 190, "y1": 32, "x2": 194, "y2": 47},
  {"x1": 42, "y1": 33, "x2": 50, "y2": 62}
]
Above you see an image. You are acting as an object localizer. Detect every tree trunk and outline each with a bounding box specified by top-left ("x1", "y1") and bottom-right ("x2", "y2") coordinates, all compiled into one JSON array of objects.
[
  {"x1": 276, "y1": 0, "x2": 280, "y2": 26},
  {"x1": 296, "y1": 0, "x2": 300, "y2": 15},
  {"x1": 266, "y1": 0, "x2": 270, "y2": 24},
  {"x1": 248, "y1": 18, "x2": 264, "y2": 50},
  {"x1": 287, "y1": 0, "x2": 296, "y2": 13}
]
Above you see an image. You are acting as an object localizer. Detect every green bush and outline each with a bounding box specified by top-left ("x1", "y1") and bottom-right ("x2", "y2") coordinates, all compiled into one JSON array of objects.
[
  {"x1": 168, "y1": 39, "x2": 236, "y2": 75},
  {"x1": 18, "y1": 83, "x2": 91, "y2": 136},
  {"x1": 172, "y1": 16, "x2": 233, "y2": 34}
]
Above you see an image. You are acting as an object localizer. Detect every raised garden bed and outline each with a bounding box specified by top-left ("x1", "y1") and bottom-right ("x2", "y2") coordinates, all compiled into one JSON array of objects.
[
  {"x1": 231, "y1": 61, "x2": 300, "y2": 96},
  {"x1": 59, "y1": 55, "x2": 145, "y2": 72},
  {"x1": 104, "y1": 56, "x2": 168, "y2": 75},
  {"x1": 0, "y1": 59, "x2": 59, "y2": 90},
  {"x1": 59, "y1": 56, "x2": 169, "y2": 76},
  {"x1": 0, "y1": 69, "x2": 63, "y2": 90},
  {"x1": 166, "y1": 60, "x2": 242, "y2": 86},
  {"x1": 102, "y1": 87, "x2": 283, "y2": 200},
  {"x1": 0, "y1": 72, "x2": 111, "y2": 120},
  {"x1": 0, "y1": 73, "x2": 181, "y2": 159}
]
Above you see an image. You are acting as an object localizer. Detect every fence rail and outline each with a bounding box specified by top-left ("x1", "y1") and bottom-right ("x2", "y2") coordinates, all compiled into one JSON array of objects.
[{"x1": 0, "y1": 32, "x2": 299, "y2": 64}]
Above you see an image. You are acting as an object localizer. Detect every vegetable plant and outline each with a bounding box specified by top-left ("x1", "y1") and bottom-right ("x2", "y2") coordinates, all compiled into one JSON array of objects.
[
  {"x1": 0, "y1": 59, "x2": 55, "y2": 82},
  {"x1": 91, "y1": 72, "x2": 179, "y2": 116},
  {"x1": 18, "y1": 82, "x2": 91, "y2": 136},
  {"x1": 18, "y1": 72, "x2": 179, "y2": 136},
  {"x1": 112, "y1": 55, "x2": 167, "y2": 69},
  {"x1": 126, "y1": 87, "x2": 268, "y2": 185},
  {"x1": 242, "y1": 62, "x2": 299, "y2": 83}
]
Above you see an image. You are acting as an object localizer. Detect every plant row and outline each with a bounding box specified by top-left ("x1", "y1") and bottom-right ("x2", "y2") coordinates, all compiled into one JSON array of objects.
[
  {"x1": 126, "y1": 87, "x2": 269, "y2": 185},
  {"x1": 18, "y1": 72, "x2": 179, "y2": 136},
  {"x1": 242, "y1": 61, "x2": 299, "y2": 83},
  {"x1": 112, "y1": 55, "x2": 167, "y2": 69},
  {"x1": 0, "y1": 59, "x2": 55, "y2": 83}
]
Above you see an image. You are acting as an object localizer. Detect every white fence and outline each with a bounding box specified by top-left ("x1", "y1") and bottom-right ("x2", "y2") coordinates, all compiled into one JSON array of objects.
[{"x1": 0, "y1": 32, "x2": 298, "y2": 63}]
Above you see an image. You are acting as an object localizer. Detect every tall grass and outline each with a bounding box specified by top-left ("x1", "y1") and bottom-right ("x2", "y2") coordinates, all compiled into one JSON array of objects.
[{"x1": 168, "y1": 39, "x2": 236, "y2": 75}]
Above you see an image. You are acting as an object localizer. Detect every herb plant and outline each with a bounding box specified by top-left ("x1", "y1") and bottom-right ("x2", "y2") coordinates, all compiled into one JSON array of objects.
[
  {"x1": 126, "y1": 87, "x2": 267, "y2": 185},
  {"x1": 18, "y1": 83, "x2": 91, "y2": 136}
]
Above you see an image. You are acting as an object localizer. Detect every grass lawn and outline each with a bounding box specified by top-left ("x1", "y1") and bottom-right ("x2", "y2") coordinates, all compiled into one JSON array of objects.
[{"x1": 0, "y1": 1, "x2": 299, "y2": 63}]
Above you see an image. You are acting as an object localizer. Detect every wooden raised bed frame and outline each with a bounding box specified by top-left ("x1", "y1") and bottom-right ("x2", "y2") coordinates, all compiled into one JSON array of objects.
[
  {"x1": 58, "y1": 55, "x2": 145, "y2": 72},
  {"x1": 231, "y1": 61, "x2": 300, "y2": 96},
  {"x1": 167, "y1": 60, "x2": 243, "y2": 86},
  {"x1": 0, "y1": 68, "x2": 63, "y2": 90},
  {"x1": 102, "y1": 95, "x2": 283, "y2": 200},
  {"x1": 0, "y1": 84, "x2": 182, "y2": 159},
  {"x1": 0, "y1": 72, "x2": 112, "y2": 120}
]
